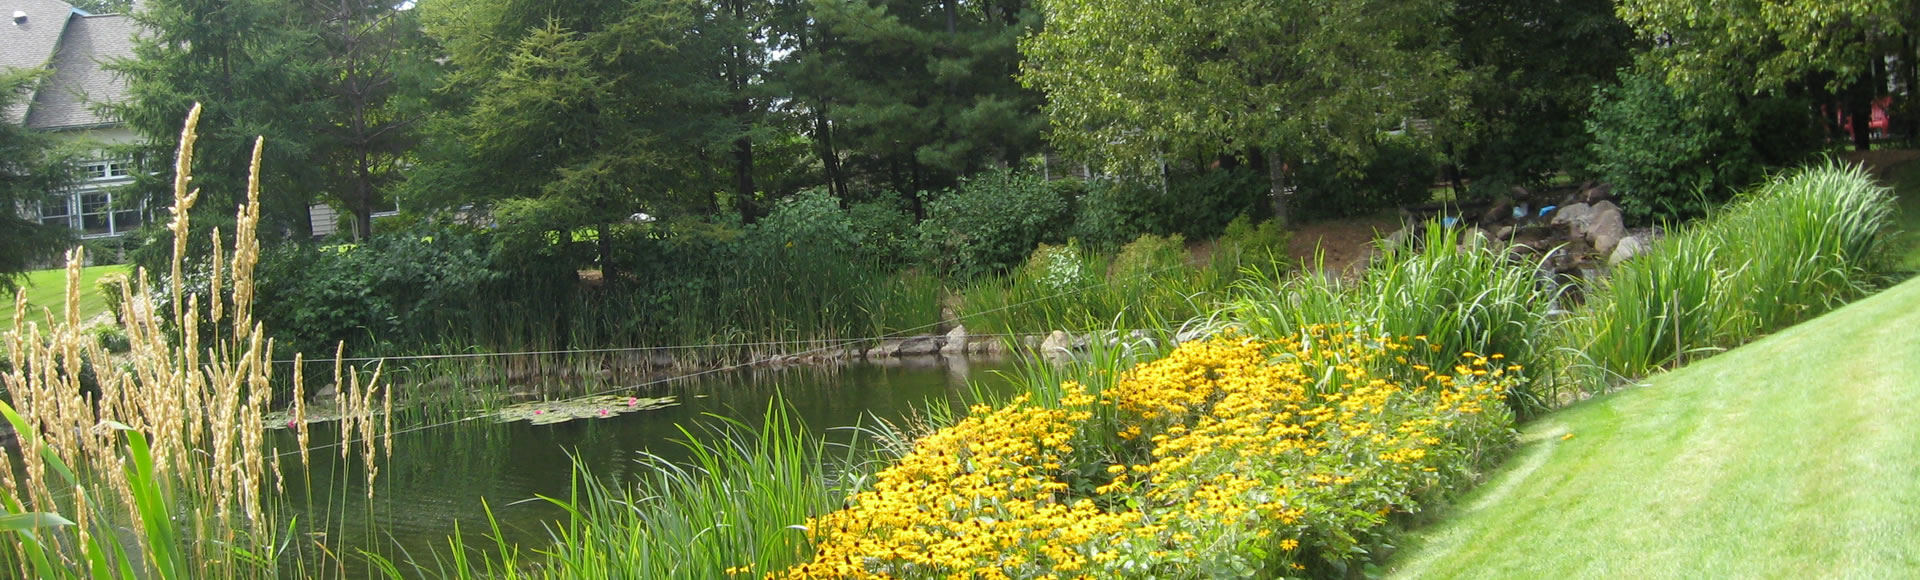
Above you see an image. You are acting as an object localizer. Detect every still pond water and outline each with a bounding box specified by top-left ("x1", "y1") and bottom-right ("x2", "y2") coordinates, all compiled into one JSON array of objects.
[{"x1": 271, "y1": 356, "x2": 1021, "y2": 569}]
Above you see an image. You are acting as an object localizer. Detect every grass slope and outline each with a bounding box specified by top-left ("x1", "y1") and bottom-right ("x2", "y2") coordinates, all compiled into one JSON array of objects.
[
  {"x1": 1386, "y1": 276, "x2": 1920, "y2": 578},
  {"x1": 5, "y1": 265, "x2": 123, "y2": 329}
]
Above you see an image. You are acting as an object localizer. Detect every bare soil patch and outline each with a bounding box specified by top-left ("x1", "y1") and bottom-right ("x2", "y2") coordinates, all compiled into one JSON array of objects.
[{"x1": 1286, "y1": 213, "x2": 1402, "y2": 277}]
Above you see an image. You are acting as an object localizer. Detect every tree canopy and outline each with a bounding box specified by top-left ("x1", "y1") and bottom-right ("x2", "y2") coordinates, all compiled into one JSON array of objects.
[{"x1": 1021, "y1": 0, "x2": 1461, "y2": 224}]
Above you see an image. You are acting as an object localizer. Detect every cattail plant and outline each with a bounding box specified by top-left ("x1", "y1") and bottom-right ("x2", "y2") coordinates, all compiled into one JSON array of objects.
[{"x1": 0, "y1": 105, "x2": 389, "y2": 578}]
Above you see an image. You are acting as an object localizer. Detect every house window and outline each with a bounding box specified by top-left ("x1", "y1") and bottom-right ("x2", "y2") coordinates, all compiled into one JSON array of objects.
[
  {"x1": 82, "y1": 161, "x2": 130, "y2": 181},
  {"x1": 41, "y1": 189, "x2": 142, "y2": 237},
  {"x1": 39, "y1": 197, "x2": 72, "y2": 228}
]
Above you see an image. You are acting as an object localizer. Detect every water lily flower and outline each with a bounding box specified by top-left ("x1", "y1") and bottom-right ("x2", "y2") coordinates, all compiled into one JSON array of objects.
[
  {"x1": 533, "y1": 410, "x2": 544, "y2": 415},
  {"x1": 599, "y1": 409, "x2": 610, "y2": 417}
]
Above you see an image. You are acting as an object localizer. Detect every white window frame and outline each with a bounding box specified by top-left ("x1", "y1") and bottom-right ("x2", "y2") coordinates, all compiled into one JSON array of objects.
[{"x1": 42, "y1": 159, "x2": 143, "y2": 238}]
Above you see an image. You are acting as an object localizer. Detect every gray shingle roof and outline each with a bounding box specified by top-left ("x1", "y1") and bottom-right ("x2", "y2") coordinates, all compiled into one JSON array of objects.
[
  {"x1": 26, "y1": 12, "x2": 136, "y2": 129},
  {"x1": 1, "y1": 0, "x2": 78, "y2": 124}
]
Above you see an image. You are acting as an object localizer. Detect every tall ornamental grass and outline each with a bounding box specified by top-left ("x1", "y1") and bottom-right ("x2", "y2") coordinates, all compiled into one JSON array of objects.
[
  {"x1": 0, "y1": 106, "x2": 386, "y2": 579},
  {"x1": 1571, "y1": 162, "x2": 1895, "y2": 378}
]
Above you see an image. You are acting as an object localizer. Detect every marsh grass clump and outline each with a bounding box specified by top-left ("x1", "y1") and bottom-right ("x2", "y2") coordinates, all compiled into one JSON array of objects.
[
  {"x1": 1223, "y1": 224, "x2": 1562, "y2": 418},
  {"x1": 0, "y1": 106, "x2": 388, "y2": 579},
  {"x1": 1572, "y1": 161, "x2": 1896, "y2": 378}
]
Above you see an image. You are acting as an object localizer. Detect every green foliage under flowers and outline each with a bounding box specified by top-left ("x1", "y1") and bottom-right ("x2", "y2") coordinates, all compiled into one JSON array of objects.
[
  {"x1": 1571, "y1": 161, "x2": 1895, "y2": 378},
  {"x1": 1585, "y1": 65, "x2": 1821, "y2": 224},
  {"x1": 918, "y1": 171, "x2": 1077, "y2": 279}
]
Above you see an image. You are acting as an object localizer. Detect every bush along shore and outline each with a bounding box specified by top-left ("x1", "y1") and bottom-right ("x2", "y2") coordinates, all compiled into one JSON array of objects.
[{"x1": 410, "y1": 161, "x2": 1898, "y2": 579}]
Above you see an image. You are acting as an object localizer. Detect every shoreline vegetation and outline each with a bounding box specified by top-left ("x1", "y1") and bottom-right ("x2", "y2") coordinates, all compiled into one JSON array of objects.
[
  {"x1": 0, "y1": 132, "x2": 1903, "y2": 577},
  {"x1": 411, "y1": 160, "x2": 1896, "y2": 578}
]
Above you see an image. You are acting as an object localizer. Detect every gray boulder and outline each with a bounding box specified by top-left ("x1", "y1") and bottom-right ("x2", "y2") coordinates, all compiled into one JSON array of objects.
[
  {"x1": 1040, "y1": 330, "x2": 1074, "y2": 357},
  {"x1": 1549, "y1": 202, "x2": 1593, "y2": 231},
  {"x1": 940, "y1": 325, "x2": 969, "y2": 355},
  {"x1": 1608, "y1": 234, "x2": 1653, "y2": 265},
  {"x1": 1586, "y1": 207, "x2": 1628, "y2": 256},
  {"x1": 894, "y1": 335, "x2": 943, "y2": 356}
]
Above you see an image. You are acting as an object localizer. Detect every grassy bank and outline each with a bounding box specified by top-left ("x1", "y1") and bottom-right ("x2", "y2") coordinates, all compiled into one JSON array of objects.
[
  {"x1": 4, "y1": 264, "x2": 123, "y2": 329},
  {"x1": 1386, "y1": 274, "x2": 1920, "y2": 578}
]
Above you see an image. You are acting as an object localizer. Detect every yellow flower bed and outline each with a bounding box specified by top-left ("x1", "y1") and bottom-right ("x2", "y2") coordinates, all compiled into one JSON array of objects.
[{"x1": 776, "y1": 326, "x2": 1516, "y2": 579}]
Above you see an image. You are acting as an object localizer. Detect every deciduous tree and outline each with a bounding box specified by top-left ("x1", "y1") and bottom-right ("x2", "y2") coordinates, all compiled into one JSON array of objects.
[
  {"x1": 1022, "y1": 0, "x2": 1460, "y2": 226},
  {"x1": 1618, "y1": 0, "x2": 1917, "y2": 150}
]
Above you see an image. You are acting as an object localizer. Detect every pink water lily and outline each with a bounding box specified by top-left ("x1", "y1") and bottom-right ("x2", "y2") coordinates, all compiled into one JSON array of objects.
[
  {"x1": 599, "y1": 409, "x2": 610, "y2": 416},
  {"x1": 533, "y1": 410, "x2": 544, "y2": 415},
  {"x1": 627, "y1": 397, "x2": 639, "y2": 407}
]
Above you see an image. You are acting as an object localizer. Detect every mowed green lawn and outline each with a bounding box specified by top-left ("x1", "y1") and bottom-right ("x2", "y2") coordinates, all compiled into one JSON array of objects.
[
  {"x1": 5, "y1": 265, "x2": 125, "y2": 329},
  {"x1": 1386, "y1": 276, "x2": 1920, "y2": 578}
]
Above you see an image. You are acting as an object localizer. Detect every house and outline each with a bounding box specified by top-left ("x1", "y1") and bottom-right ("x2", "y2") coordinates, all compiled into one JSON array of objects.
[{"x1": 4, "y1": 0, "x2": 143, "y2": 239}]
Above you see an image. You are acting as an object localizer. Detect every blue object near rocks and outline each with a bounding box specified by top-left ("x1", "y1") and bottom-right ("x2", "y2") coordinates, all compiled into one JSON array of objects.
[
  {"x1": 1539, "y1": 205, "x2": 1557, "y2": 217},
  {"x1": 1441, "y1": 216, "x2": 1460, "y2": 227}
]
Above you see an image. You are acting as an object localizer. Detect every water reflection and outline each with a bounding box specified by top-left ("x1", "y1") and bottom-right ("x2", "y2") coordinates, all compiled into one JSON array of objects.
[{"x1": 275, "y1": 355, "x2": 1020, "y2": 571}]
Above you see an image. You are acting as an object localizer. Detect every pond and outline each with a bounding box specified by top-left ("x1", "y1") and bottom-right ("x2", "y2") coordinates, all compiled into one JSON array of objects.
[{"x1": 270, "y1": 355, "x2": 1024, "y2": 572}]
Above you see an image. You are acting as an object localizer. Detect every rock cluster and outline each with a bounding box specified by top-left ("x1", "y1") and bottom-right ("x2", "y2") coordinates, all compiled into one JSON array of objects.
[{"x1": 1392, "y1": 182, "x2": 1662, "y2": 286}]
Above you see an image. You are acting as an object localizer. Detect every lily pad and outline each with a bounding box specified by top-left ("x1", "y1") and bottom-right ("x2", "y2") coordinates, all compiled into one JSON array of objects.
[
  {"x1": 265, "y1": 404, "x2": 388, "y2": 430},
  {"x1": 492, "y1": 395, "x2": 678, "y2": 425}
]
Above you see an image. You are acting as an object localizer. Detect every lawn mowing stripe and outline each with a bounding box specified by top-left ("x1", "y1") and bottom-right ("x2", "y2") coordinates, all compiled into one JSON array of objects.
[{"x1": 1386, "y1": 277, "x2": 1920, "y2": 578}]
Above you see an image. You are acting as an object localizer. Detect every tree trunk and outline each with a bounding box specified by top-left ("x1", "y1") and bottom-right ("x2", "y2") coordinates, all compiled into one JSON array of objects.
[
  {"x1": 733, "y1": 134, "x2": 757, "y2": 223},
  {"x1": 351, "y1": 151, "x2": 375, "y2": 240},
  {"x1": 1905, "y1": 33, "x2": 1919, "y2": 140},
  {"x1": 1849, "y1": 81, "x2": 1874, "y2": 152},
  {"x1": 817, "y1": 108, "x2": 845, "y2": 204},
  {"x1": 1263, "y1": 149, "x2": 1291, "y2": 228},
  {"x1": 597, "y1": 222, "x2": 616, "y2": 283}
]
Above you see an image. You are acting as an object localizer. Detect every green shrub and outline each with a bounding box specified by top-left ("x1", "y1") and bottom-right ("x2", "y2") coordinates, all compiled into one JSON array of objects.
[
  {"x1": 252, "y1": 227, "x2": 503, "y2": 355},
  {"x1": 1291, "y1": 135, "x2": 1440, "y2": 219},
  {"x1": 1209, "y1": 215, "x2": 1290, "y2": 278},
  {"x1": 1109, "y1": 233, "x2": 1187, "y2": 282},
  {"x1": 918, "y1": 170, "x2": 1075, "y2": 279},
  {"x1": 845, "y1": 196, "x2": 921, "y2": 266},
  {"x1": 96, "y1": 271, "x2": 129, "y2": 324},
  {"x1": 1070, "y1": 168, "x2": 1269, "y2": 251},
  {"x1": 1585, "y1": 66, "x2": 1819, "y2": 224}
]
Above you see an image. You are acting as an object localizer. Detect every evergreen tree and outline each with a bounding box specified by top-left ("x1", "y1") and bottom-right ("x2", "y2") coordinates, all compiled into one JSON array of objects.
[
  {"x1": 787, "y1": 0, "x2": 1046, "y2": 205},
  {"x1": 0, "y1": 69, "x2": 79, "y2": 291},
  {"x1": 1443, "y1": 0, "x2": 1635, "y2": 195},
  {"x1": 109, "y1": 0, "x2": 330, "y2": 240},
  {"x1": 410, "y1": 0, "x2": 719, "y2": 276},
  {"x1": 301, "y1": 0, "x2": 437, "y2": 239}
]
